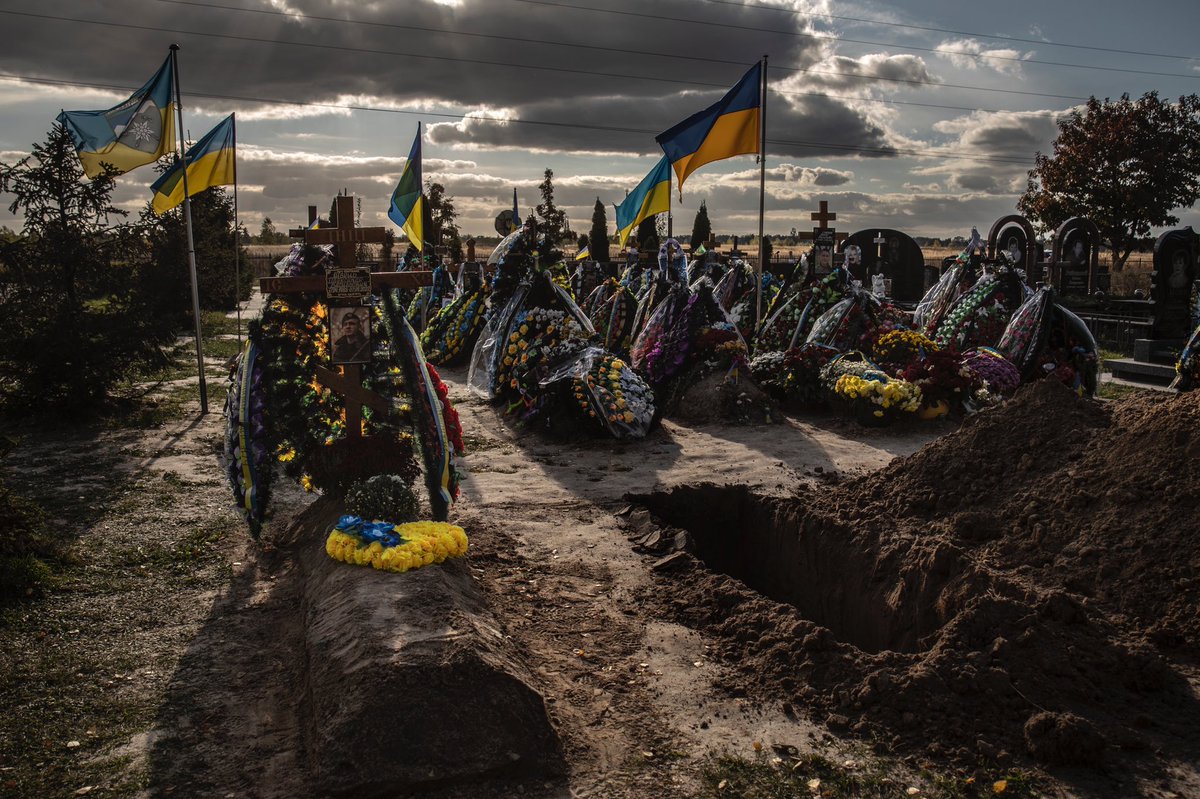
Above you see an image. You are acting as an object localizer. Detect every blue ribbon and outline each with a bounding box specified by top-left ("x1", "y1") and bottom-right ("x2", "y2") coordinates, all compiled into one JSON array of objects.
[{"x1": 335, "y1": 514, "x2": 405, "y2": 547}]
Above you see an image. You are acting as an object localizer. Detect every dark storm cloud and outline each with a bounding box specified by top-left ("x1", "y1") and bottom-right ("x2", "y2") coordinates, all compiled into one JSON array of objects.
[
  {"x1": 0, "y1": 0, "x2": 905, "y2": 157},
  {"x1": 0, "y1": 0, "x2": 819, "y2": 111},
  {"x1": 427, "y1": 89, "x2": 895, "y2": 159}
]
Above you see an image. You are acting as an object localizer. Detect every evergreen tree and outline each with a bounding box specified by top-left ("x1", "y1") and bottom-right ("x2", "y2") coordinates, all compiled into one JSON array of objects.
[
  {"x1": 0, "y1": 124, "x2": 169, "y2": 410},
  {"x1": 690, "y1": 201, "x2": 712, "y2": 248},
  {"x1": 425, "y1": 181, "x2": 463, "y2": 262},
  {"x1": 588, "y1": 197, "x2": 609, "y2": 262},
  {"x1": 536, "y1": 168, "x2": 572, "y2": 245},
  {"x1": 636, "y1": 215, "x2": 658, "y2": 253},
  {"x1": 144, "y1": 178, "x2": 249, "y2": 312}
]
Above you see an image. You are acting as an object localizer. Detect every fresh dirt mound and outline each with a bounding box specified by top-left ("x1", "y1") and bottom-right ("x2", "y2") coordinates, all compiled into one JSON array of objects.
[{"x1": 632, "y1": 381, "x2": 1200, "y2": 779}]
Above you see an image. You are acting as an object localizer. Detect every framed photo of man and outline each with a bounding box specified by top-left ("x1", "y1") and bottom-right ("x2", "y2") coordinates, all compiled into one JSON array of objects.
[{"x1": 330, "y1": 307, "x2": 371, "y2": 365}]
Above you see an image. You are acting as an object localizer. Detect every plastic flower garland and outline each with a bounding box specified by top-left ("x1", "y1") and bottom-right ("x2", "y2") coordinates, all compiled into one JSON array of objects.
[
  {"x1": 806, "y1": 291, "x2": 881, "y2": 352},
  {"x1": 568, "y1": 351, "x2": 656, "y2": 438},
  {"x1": 900, "y1": 348, "x2": 977, "y2": 408},
  {"x1": 961, "y1": 348, "x2": 1021, "y2": 396},
  {"x1": 750, "y1": 343, "x2": 839, "y2": 406},
  {"x1": 255, "y1": 295, "x2": 420, "y2": 498},
  {"x1": 224, "y1": 337, "x2": 271, "y2": 537},
  {"x1": 419, "y1": 283, "x2": 490, "y2": 366},
  {"x1": 834, "y1": 373, "x2": 922, "y2": 414},
  {"x1": 326, "y1": 515, "x2": 468, "y2": 573},
  {"x1": 872, "y1": 329, "x2": 939, "y2": 369}
]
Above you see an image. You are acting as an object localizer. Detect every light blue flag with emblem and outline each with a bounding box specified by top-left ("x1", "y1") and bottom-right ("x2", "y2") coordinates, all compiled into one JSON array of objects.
[{"x1": 58, "y1": 55, "x2": 176, "y2": 179}]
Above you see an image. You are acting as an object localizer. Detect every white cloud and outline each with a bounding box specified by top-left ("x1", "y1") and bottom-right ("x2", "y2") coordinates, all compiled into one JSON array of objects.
[{"x1": 935, "y1": 38, "x2": 1031, "y2": 76}]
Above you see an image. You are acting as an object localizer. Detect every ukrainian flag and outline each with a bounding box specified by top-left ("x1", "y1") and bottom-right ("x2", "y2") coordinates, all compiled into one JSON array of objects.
[
  {"x1": 150, "y1": 114, "x2": 235, "y2": 214},
  {"x1": 575, "y1": 246, "x2": 590, "y2": 261},
  {"x1": 388, "y1": 124, "x2": 424, "y2": 252},
  {"x1": 655, "y1": 62, "x2": 761, "y2": 194},
  {"x1": 58, "y1": 55, "x2": 176, "y2": 179},
  {"x1": 615, "y1": 156, "x2": 671, "y2": 249}
]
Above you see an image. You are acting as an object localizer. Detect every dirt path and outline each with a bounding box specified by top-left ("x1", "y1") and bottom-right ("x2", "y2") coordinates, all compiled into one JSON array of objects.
[{"x1": 31, "y1": 349, "x2": 1196, "y2": 797}]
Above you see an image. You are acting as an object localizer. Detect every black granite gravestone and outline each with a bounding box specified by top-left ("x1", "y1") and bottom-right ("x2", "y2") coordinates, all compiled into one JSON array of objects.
[
  {"x1": 1052, "y1": 218, "x2": 1101, "y2": 297},
  {"x1": 844, "y1": 228, "x2": 926, "y2": 302},
  {"x1": 1151, "y1": 227, "x2": 1199, "y2": 339}
]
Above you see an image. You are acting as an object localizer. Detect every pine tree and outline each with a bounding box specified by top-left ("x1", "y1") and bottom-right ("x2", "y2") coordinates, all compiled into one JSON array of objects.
[
  {"x1": 536, "y1": 168, "x2": 572, "y2": 245},
  {"x1": 589, "y1": 197, "x2": 609, "y2": 262},
  {"x1": 690, "y1": 201, "x2": 712, "y2": 248},
  {"x1": 636, "y1": 215, "x2": 658, "y2": 253}
]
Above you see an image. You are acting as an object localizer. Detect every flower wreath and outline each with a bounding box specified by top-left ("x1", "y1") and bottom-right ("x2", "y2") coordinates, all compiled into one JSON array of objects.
[{"x1": 326, "y1": 515, "x2": 468, "y2": 573}]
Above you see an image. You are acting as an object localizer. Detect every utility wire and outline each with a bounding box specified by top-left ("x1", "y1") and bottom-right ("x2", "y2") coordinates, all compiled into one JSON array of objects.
[
  {"x1": 0, "y1": 72, "x2": 1036, "y2": 165},
  {"x1": 703, "y1": 0, "x2": 1198, "y2": 62},
  {"x1": 0, "y1": 8, "x2": 1091, "y2": 104},
  {"x1": 514, "y1": 0, "x2": 1200, "y2": 79},
  {"x1": 158, "y1": 0, "x2": 1199, "y2": 81}
]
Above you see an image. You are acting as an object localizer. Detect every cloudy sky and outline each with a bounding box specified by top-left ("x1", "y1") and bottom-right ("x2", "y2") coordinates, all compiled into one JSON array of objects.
[{"x1": 1, "y1": 0, "x2": 1198, "y2": 243}]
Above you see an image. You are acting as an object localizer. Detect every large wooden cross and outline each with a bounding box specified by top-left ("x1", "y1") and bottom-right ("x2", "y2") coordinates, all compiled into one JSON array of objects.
[
  {"x1": 796, "y1": 200, "x2": 848, "y2": 246},
  {"x1": 260, "y1": 195, "x2": 437, "y2": 440}
]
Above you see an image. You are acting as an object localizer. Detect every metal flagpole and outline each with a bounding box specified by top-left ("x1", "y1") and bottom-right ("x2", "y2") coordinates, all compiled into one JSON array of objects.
[
  {"x1": 755, "y1": 54, "x2": 769, "y2": 323},
  {"x1": 170, "y1": 44, "x2": 208, "y2": 414},
  {"x1": 231, "y1": 112, "x2": 242, "y2": 347}
]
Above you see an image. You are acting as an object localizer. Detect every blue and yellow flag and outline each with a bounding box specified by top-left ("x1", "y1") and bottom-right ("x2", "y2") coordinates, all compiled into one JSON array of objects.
[
  {"x1": 150, "y1": 114, "x2": 235, "y2": 214},
  {"x1": 615, "y1": 156, "x2": 671, "y2": 249},
  {"x1": 575, "y1": 246, "x2": 590, "y2": 261},
  {"x1": 388, "y1": 124, "x2": 424, "y2": 251},
  {"x1": 58, "y1": 55, "x2": 176, "y2": 179},
  {"x1": 655, "y1": 62, "x2": 761, "y2": 195}
]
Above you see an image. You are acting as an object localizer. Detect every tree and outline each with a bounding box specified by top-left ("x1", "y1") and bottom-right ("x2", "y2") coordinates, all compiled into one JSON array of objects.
[
  {"x1": 588, "y1": 197, "x2": 609, "y2": 262},
  {"x1": 636, "y1": 215, "x2": 658, "y2": 253},
  {"x1": 0, "y1": 124, "x2": 169, "y2": 410},
  {"x1": 426, "y1": 181, "x2": 463, "y2": 262},
  {"x1": 638, "y1": 214, "x2": 657, "y2": 251},
  {"x1": 144, "y1": 175, "x2": 249, "y2": 313},
  {"x1": 1018, "y1": 92, "x2": 1200, "y2": 271},
  {"x1": 257, "y1": 216, "x2": 287, "y2": 244},
  {"x1": 536, "y1": 168, "x2": 572, "y2": 245},
  {"x1": 690, "y1": 201, "x2": 712, "y2": 248}
]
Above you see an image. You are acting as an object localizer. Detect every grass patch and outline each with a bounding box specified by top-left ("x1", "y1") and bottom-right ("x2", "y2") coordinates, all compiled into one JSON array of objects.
[
  {"x1": 693, "y1": 751, "x2": 1038, "y2": 799},
  {"x1": 105, "y1": 381, "x2": 226, "y2": 430}
]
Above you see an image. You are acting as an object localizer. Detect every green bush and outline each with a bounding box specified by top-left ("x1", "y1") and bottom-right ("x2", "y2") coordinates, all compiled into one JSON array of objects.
[{"x1": 345, "y1": 474, "x2": 420, "y2": 523}]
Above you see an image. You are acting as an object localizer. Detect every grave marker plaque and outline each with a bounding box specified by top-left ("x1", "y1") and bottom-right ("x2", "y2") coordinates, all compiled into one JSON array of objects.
[{"x1": 325, "y1": 267, "x2": 373, "y2": 301}]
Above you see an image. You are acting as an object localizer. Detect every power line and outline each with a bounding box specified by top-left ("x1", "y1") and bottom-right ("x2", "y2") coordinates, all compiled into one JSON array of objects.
[
  {"x1": 0, "y1": 72, "x2": 1036, "y2": 166},
  {"x1": 150, "y1": 0, "x2": 1012, "y2": 115},
  {"x1": 703, "y1": 0, "x2": 1198, "y2": 63},
  {"x1": 513, "y1": 0, "x2": 1200, "y2": 80},
  {"x1": 0, "y1": 8, "x2": 1091, "y2": 105},
  {"x1": 158, "y1": 0, "x2": 1199, "y2": 82}
]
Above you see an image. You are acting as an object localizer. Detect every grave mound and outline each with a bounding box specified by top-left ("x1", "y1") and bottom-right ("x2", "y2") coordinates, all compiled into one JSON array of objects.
[{"x1": 634, "y1": 381, "x2": 1200, "y2": 771}]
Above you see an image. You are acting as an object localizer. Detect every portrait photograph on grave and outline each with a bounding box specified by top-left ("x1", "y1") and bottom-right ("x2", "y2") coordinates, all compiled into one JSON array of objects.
[{"x1": 330, "y1": 306, "x2": 371, "y2": 364}]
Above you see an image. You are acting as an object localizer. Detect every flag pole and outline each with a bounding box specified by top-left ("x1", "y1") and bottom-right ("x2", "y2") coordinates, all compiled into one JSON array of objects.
[
  {"x1": 755, "y1": 54, "x2": 769, "y2": 324},
  {"x1": 231, "y1": 112, "x2": 242, "y2": 347},
  {"x1": 170, "y1": 44, "x2": 208, "y2": 414}
]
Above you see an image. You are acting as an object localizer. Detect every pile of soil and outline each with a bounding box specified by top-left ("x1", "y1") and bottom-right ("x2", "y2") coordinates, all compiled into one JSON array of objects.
[{"x1": 635, "y1": 381, "x2": 1200, "y2": 779}]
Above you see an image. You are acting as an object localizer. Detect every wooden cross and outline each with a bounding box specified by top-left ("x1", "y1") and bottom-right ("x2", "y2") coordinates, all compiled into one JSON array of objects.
[
  {"x1": 260, "y1": 195, "x2": 439, "y2": 439},
  {"x1": 811, "y1": 200, "x2": 837, "y2": 227},
  {"x1": 304, "y1": 195, "x2": 387, "y2": 269},
  {"x1": 796, "y1": 199, "x2": 848, "y2": 246}
]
